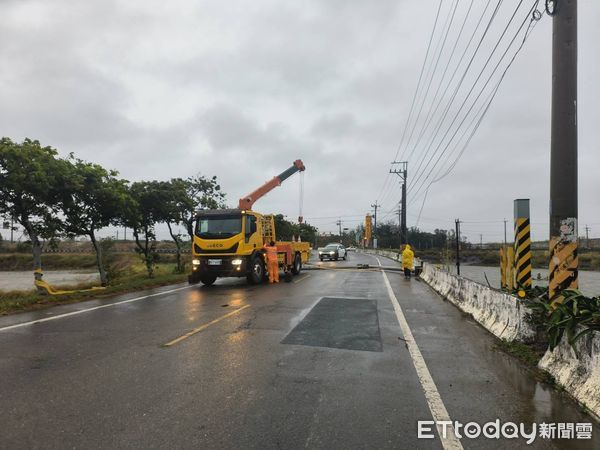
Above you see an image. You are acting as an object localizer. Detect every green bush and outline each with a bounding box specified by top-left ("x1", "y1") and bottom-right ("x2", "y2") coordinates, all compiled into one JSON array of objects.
[{"x1": 528, "y1": 289, "x2": 600, "y2": 350}]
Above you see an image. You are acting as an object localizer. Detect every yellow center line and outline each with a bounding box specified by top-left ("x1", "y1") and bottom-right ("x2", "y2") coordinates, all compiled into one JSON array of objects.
[
  {"x1": 293, "y1": 273, "x2": 312, "y2": 284},
  {"x1": 163, "y1": 305, "x2": 251, "y2": 347}
]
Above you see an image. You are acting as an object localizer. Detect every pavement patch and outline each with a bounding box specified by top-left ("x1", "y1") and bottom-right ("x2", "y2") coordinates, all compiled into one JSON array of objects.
[{"x1": 282, "y1": 297, "x2": 382, "y2": 352}]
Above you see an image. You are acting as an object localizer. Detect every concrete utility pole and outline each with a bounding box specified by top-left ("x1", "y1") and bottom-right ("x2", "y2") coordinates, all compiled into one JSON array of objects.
[
  {"x1": 549, "y1": 0, "x2": 578, "y2": 298},
  {"x1": 455, "y1": 219, "x2": 461, "y2": 276},
  {"x1": 336, "y1": 219, "x2": 342, "y2": 240},
  {"x1": 371, "y1": 202, "x2": 380, "y2": 237},
  {"x1": 397, "y1": 204, "x2": 402, "y2": 244},
  {"x1": 390, "y1": 161, "x2": 408, "y2": 244},
  {"x1": 585, "y1": 225, "x2": 590, "y2": 249}
]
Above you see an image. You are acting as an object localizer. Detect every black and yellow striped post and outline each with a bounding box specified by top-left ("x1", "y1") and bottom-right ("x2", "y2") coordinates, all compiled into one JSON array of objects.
[
  {"x1": 514, "y1": 199, "x2": 532, "y2": 290},
  {"x1": 499, "y1": 246, "x2": 515, "y2": 291},
  {"x1": 549, "y1": 219, "x2": 578, "y2": 299},
  {"x1": 500, "y1": 247, "x2": 506, "y2": 289}
]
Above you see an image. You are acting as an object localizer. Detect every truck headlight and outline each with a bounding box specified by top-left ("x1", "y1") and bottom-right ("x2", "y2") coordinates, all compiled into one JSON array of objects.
[
  {"x1": 231, "y1": 259, "x2": 243, "y2": 265},
  {"x1": 192, "y1": 259, "x2": 201, "y2": 266}
]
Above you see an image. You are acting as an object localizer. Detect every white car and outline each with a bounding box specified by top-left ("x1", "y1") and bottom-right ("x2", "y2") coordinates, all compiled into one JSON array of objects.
[{"x1": 318, "y1": 243, "x2": 347, "y2": 261}]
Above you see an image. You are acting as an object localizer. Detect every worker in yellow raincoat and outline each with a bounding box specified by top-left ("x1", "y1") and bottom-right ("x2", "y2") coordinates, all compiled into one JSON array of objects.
[
  {"x1": 401, "y1": 244, "x2": 414, "y2": 279},
  {"x1": 264, "y1": 241, "x2": 280, "y2": 283}
]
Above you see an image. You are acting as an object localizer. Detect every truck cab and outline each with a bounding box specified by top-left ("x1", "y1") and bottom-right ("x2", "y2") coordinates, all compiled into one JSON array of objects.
[
  {"x1": 189, "y1": 209, "x2": 310, "y2": 286},
  {"x1": 189, "y1": 209, "x2": 261, "y2": 285},
  {"x1": 189, "y1": 159, "x2": 310, "y2": 286}
]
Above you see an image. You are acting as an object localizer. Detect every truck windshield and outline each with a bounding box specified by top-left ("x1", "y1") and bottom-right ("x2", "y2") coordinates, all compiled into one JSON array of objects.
[{"x1": 195, "y1": 214, "x2": 242, "y2": 239}]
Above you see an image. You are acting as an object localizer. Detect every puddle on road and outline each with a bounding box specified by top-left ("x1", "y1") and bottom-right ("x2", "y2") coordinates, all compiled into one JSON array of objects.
[{"x1": 484, "y1": 344, "x2": 599, "y2": 449}]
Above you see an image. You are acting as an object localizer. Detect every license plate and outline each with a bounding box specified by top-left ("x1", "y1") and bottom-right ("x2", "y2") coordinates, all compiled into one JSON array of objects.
[{"x1": 208, "y1": 259, "x2": 222, "y2": 266}]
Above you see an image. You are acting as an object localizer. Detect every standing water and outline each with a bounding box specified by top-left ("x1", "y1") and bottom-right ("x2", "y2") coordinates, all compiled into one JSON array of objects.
[{"x1": 445, "y1": 265, "x2": 600, "y2": 296}]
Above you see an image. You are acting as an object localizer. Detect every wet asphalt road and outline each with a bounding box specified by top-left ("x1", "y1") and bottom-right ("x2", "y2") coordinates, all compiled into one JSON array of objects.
[{"x1": 0, "y1": 252, "x2": 597, "y2": 449}]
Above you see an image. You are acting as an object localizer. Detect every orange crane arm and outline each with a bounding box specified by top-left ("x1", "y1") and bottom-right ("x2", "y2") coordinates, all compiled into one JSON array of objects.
[{"x1": 238, "y1": 159, "x2": 305, "y2": 210}]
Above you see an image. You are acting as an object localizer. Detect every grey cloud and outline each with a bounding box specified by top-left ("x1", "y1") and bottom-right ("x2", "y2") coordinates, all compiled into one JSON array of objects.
[{"x1": 0, "y1": 0, "x2": 599, "y2": 241}]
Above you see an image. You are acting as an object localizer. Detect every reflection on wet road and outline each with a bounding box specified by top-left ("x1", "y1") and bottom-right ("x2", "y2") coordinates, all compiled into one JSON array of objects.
[{"x1": 0, "y1": 251, "x2": 597, "y2": 449}]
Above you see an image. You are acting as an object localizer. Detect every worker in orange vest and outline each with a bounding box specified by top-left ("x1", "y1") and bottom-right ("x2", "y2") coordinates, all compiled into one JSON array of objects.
[{"x1": 264, "y1": 241, "x2": 280, "y2": 283}]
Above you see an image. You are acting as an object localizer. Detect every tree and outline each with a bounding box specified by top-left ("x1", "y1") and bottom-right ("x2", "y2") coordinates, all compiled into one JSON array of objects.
[
  {"x1": 0, "y1": 138, "x2": 71, "y2": 279},
  {"x1": 273, "y1": 214, "x2": 318, "y2": 243},
  {"x1": 124, "y1": 181, "x2": 167, "y2": 278},
  {"x1": 155, "y1": 179, "x2": 189, "y2": 274},
  {"x1": 179, "y1": 175, "x2": 226, "y2": 240},
  {"x1": 273, "y1": 214, "x2": 297, "y2": 241},
  {"x1": 61, "y1": 158, "x2": 132, "y2": 285}
]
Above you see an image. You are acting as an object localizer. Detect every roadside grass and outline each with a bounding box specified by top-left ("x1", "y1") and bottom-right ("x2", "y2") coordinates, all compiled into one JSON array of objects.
[
  {"x1": 0, "y1": 262, "x2": 187, "y2": 315},
  {"x1": 493, "y1": 339, "x2": 556, "y2": 385},
  {"x1": 0, "y1": 252, "x2": 179, "y2": 271},
  {"x1": 494, "y1": 340, "x2": 542, "y2": 366}
]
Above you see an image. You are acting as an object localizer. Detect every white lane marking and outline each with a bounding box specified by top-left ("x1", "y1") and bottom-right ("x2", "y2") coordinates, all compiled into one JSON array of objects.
[
  {"x1": 363, "y1": 251, "x2": 383, "y2": 267},
  {"x1": 382, "y1": 271, "x2": 463, "y2": 450},
  {"x1": 293, "y1": 274, "x2": 312, "y2": 284},
  {"x1": 0, "y1": 285, "x2": 193, "y2": 332}
]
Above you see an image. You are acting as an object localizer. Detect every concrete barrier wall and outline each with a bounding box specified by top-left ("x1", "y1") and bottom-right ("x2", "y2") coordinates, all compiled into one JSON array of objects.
[
  {"x1": 362, "y1": 249, "x2": 423, "y2": 268},
  {"x1": 373, "y1": 254, "x2": 600, "y2": 418},
  {"x1": 538, "y1": 329, "x2": 600, "y2": 420},
  {"x1": 419, "y1": 263, "x2": 536, "y2": 343},
  {"x1": 365, "y1": 249, "x2": 401, "y2": 262}
]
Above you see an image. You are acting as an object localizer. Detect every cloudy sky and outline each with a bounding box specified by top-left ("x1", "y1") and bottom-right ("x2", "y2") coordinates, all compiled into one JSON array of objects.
[{"x1": 1, "y1": 0, "x2": 599, "y2": 243}]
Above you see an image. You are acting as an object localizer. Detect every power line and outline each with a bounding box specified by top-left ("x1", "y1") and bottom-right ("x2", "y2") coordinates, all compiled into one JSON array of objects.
[
  {"x1": 401, "y1": 0, "x2": 461, "y2": 164},
  {"x1": 409, "y1": 0, "x2": 539, "y2": 200},
  {"x1": 406, "y1": 0, "x2": 493, "y2": 165},
  {"x1": 410, "y1": 1, "x2": 541, "y2": 204},
  {"x1": 406, "y1": 0, "x2": 507, "y2": 190},
  {"x1": 375, "y1": 0, "x2": 443, "y2": 204}
]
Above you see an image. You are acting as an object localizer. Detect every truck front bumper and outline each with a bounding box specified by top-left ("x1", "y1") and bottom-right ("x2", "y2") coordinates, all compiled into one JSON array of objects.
[{"x1": 189, "y1": 255, "x2": 248, "y2": 283}]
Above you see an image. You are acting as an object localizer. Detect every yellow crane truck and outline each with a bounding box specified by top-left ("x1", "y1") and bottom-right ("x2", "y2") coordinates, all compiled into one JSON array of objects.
[{"x1": 188, "y1": 160, "x2": 311, "y2": 286}]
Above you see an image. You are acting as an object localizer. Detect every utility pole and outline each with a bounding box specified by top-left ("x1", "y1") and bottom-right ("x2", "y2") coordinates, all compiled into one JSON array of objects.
[
  {"x1": 480, "y1": 234, "x2": 483, "y2": 249},
  {"x1": 585, "y1": 225, "x2": 590, "y2": 249},
  {"x1": 549, "y1": 0, "x2": 578, "y2": 298},
  {"x1": 124, "y1": 227, "x2": 127, "y2": 241},
  {"x1": 336, "y1": 219, "x2": 342, "y2": 241},
  {"x1": 10, "y1": 217, "x2": 14, "y2": 243},
  {"x1": 455, "y1": 219, "x2": 461, "y2": 276},
  {"x1": 371, "y1": 202, "x2": 380, "y2": 237},
  {"x1": 397, "y1": 203, "x2": 402, "y2": 245},
  {"x1": 390, "y1": 161, "x2": 408, "y2": 245},
  {"x1": 371, "y1": 202, "x2": 380, "y2": 248},
  {"x1": 503, "y1": 218, "x2": 507, "y2": 246}
]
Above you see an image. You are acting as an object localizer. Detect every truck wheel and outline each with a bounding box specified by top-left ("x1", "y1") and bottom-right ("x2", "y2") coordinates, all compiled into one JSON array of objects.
[
  {"x1": 200, "y1": 274, "x2": 217, "y2": 286},
  {"x1": 247, "y1": 256, "x2": 265, "y2": 285},
  {"x1": 343, "y1": 253, "x2": 347, "y2": 261},
  {"x1": 291, "y1": 253, "x2": 302, "y2": 275}
]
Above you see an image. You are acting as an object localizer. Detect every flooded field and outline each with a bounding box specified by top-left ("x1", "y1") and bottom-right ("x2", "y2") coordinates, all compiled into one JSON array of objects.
[
  {"x1": 445, "y1": 265, "x2": 600, "y2": 296},
  {"x1": 0, "y1": 270, "x2": 99, "y2": 292}
]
